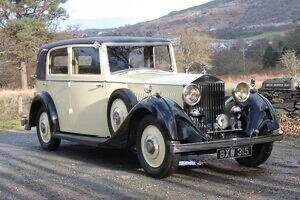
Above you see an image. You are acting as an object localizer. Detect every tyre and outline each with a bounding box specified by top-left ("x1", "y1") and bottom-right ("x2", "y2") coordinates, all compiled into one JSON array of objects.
[
  {"x1": 36, "y1": 107, "x2": 61, "y2": 150},
  {"x1": 107, "y1": 89, "x2": 138, "y2": 135},
  {"x1": 136, "y1": 115, "x2": 180, "y2": 178},
  {"x1": 235, "y1": 142, "x2": 273, "y2": 167}
]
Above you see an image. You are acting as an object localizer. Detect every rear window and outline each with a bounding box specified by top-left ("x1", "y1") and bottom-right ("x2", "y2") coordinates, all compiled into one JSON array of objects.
[
  {"x1": 72, "y1": 47, "x2": 100, "y2": 75},
  {"x1": 49, "y1": 48, "x2": 68, "y2": 74}
]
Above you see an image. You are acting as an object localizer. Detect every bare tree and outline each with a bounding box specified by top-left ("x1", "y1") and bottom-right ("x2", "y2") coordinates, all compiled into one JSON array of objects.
[
  {"x1": 176, "y1": 31, "x2": 214, "y2": 73},
  {"x1": 53, "y1": 25, "x2": 83, "y2": 41},
  {"x1": 280, "y1": 50, "x2": 300, "y2": 76}
]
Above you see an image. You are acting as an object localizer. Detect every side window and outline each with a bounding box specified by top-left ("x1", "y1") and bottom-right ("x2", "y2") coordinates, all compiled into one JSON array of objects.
[
  {"x1": 154, "y1": 46, "x2": 172, "y2": 71},
  {"x1": 72, "y1": 47, "x2": 100, "y2": 75},
  {"x1": 49, "y1": 48, "x2": 68, "y2": 74}
]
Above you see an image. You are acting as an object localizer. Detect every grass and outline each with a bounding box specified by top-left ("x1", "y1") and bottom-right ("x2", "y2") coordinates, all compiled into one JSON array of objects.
[
  {"x1": 244, "y1": 30, "x2": 288, "y2": 41},
  {"x1": 0, "y1": 89, "x2": 34, "y2": 132},
  {"x1": 0, "y1": 119, "x2": 20, "y2": 132}
]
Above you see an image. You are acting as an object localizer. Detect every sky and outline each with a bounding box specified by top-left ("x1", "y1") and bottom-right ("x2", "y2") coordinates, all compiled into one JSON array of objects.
[{"x1": 61, "y1": 0, "x2": 211, "y2": 29}]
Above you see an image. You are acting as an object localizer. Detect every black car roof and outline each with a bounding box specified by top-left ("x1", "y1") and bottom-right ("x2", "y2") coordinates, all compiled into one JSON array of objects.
[
  {"x1": 41, "y1": 36, "x2": 170, "y2": 50},
  {"x1": 35, "y1": 36, "x2": 170, "y2": 81}
]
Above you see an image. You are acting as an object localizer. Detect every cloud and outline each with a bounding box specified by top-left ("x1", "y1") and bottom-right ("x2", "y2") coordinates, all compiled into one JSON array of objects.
[
  {"x1": 62, "y1": 0, "x2": 211, "y2": 29},
  {"x1": 60, "y1": 17, "x2": 136, "y2": 29}
]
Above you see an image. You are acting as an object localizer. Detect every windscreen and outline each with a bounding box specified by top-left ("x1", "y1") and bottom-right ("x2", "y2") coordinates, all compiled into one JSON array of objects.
[{"x1": 107, "y1": 45, "x2": 172, "y2": 73}]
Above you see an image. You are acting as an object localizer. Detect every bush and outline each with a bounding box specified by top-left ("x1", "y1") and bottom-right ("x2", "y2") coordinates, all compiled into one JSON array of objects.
[{"x1": 0, "y1": 90, "x2": 34, "y2": 120}]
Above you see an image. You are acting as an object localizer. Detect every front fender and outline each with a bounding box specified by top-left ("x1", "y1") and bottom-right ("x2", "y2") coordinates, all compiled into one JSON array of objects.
[
  {"x1": 163, "y1": 98, "x2": 206, "y2": 143},
  {"x1": 240, "y1": 92, "x2": 279, "y2": 136},
  {"x1": 104, "y1": 95, "x2": 205, "y2": 148}
]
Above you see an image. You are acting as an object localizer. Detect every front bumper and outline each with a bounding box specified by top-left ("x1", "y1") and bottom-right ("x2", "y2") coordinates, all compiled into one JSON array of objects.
[{"x1": 170, "y1": 132, "x2": 283, "y2": 154}]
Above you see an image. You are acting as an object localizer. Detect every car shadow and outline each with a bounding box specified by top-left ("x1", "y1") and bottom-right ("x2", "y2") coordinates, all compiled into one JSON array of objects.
[
  {"x1": 1, "y1": 132, "x2": 299, "y2": 199},
  {"x1": 35, "y1": 141, "x2": 269, "y2": 178},
  {"x1": 0, "y1": 133, "x2": 280, "y2": 177},
  {"x1": 54, "y1": 142, "x2": 141, "y2": 171},
  {"x1": 0, "y1": 139, "x2": 155, "y2": 199},
  {"x1": 56, "y1": 143, "x2": 299, "y2": 198}
]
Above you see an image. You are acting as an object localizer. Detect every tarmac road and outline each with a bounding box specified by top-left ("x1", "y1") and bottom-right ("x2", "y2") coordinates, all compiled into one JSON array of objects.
[{"x1": 0, "y1": 130, "x2": 299, "y2": 200}]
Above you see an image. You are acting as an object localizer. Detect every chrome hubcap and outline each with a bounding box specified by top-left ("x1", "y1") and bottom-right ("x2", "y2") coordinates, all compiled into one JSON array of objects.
[
  {"x1": 145, "y1": 137, "x2": 158, "y2": 155},
  {"x1": 141, "y1": 125, "x2": 165, "y2": 168},
  {"x1": 39, "y1": 112, "x2": 51, "y2": 143},
  {"x1": 41, "y1": 123, "x2": 46, "y2": 134},
  {"x1": 110, "y1": 99, "x2": 128, "y2": 132},
  {"x1": 112, "y1": 110, "x2": 121, "y2": 126}
]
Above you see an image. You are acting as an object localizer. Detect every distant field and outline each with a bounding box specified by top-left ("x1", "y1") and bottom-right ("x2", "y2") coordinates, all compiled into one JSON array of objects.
[
  {"x1": 220, "y1": 69, "x2": 286, "y2": 92},
  {"x1": 244, "y1": 30, "x2": 289, "y2": 41}
]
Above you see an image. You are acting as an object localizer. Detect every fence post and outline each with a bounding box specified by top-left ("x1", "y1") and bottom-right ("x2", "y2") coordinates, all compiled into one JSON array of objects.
[{"x1": 18, "y1": 95, "x2": 23, "y2": 114}]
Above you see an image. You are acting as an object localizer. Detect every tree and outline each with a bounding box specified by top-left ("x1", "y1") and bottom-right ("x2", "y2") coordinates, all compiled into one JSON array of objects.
[
  {"x1": 280, "y1": 50, "x2": 300, "y2": 76},
  {"x1": 176, "y1": 31, "x2": 214, "y2": 73},
  {"x1": 285, "y1": 28, "x2": 300, "y2": 56},
  {"x1": 262, "y1": 45, "x2": 279, "y2": 69},
  {"x1": 246, "y1": 39, "x2": 269, "y2": 66},
  {"x1": 212, "y1": 49, "x2": 244, "y2": 75},
  {"x1": 0, "y1": 0, "x2": 68, "y2": 89}
]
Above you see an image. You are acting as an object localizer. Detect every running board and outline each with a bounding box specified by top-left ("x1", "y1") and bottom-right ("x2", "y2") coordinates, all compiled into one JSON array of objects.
[{"x1": 54, "y1": 132, "x2": 109, "y2": 147}]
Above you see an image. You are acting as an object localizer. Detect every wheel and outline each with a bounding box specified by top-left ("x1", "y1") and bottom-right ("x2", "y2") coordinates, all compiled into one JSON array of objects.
[
  {"x1": 107, "y1": 89, "x2": 138, "y2": 134},
  {"x1": 109, "y1": 98, "x2": 128, "y2": 132},
  {"x1": 136, "y1": 115, "x2": 180, "y2": 178},
  {"x1": 235, "y1": 142, "x2": 273, "y2": 167},
  {"x1": 36, "y1": 107, "x2": 61, "y2": 150}
]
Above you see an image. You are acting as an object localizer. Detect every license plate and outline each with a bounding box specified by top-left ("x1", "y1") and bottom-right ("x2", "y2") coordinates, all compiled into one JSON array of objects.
[{"x1": 217, "y1": 146, "x2": 252, "y2": 159}]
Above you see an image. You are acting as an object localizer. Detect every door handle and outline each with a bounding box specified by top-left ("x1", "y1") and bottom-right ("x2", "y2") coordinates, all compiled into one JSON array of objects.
[
  {"x1": 42, "y1": 82, "x2": 48, "y2": 86},
  {"x1": 96, "y1": 83, "x2": 104, "y2": 88}
]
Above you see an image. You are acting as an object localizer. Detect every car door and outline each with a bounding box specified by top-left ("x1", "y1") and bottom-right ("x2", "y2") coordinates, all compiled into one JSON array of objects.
[
  {"x1": 68, "y1": 45, "x2": 109, "y2": 137},
  {"x1": 46, "y1": 46, "x2": 73, "y2": 133}
]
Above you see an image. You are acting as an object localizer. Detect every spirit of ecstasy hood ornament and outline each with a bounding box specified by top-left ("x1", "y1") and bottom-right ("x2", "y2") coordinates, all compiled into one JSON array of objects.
[{"x1": 201, "y1": 69, "x2": 207, "y2": 75}]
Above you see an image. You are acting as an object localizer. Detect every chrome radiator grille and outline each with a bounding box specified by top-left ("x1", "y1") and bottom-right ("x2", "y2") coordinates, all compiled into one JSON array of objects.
[{"x1": 185, "y1": 81, "x2": 225, "y2": 131}]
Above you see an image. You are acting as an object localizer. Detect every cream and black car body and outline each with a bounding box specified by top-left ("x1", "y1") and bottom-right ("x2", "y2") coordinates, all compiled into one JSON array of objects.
[{"x1": 23, "y1": 37, "x2": 283, "y2": 178}]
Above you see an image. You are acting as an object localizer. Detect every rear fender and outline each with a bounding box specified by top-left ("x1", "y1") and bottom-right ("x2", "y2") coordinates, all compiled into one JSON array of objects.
[{"x1": 28, "y1": 92, "x2": 60, "y2": 132}]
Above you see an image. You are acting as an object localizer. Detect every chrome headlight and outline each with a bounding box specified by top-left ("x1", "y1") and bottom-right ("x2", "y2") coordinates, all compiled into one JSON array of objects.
[
  {"x1": 233, "y1": 82, "x2": 250, "y2": 102},
  {"x1": 183, "y1": 84, "x2": 201, "y2": 106}
]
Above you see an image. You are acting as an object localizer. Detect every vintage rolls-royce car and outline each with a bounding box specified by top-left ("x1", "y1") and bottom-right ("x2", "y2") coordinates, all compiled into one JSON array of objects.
[{"x1": 22, "y1": 37, "x2": 283, "y2": 178}]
